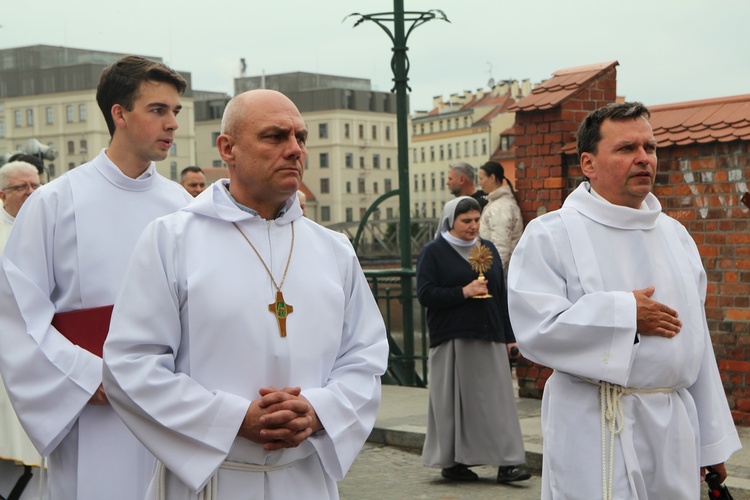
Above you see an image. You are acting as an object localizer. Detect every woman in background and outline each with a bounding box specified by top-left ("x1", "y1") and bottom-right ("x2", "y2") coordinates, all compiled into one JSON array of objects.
[
  {"x1": 478, "y1": 161, "x2": 523, "y2": 275},
  {"x1": 417, "y1": 196, "x2": 529, "y2": 484}
]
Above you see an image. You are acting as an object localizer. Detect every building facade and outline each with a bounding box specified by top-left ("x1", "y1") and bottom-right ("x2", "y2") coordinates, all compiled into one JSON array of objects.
[
  {"x1": 409, "y1": 80, "x2": 530, "y2": 218},
  {"x1": 0, "y1": 45, "x2": 195, "y2": 181}
]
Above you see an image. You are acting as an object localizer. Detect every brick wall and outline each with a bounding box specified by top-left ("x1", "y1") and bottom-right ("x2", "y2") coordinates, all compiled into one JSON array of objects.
[{"x1": 512, "y1": 68, "x2": 750, "y2": 425}]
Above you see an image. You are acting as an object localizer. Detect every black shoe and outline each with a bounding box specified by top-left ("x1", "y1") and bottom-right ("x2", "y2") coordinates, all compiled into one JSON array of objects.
[
  {"x1": 441, "y1": 464, "x2": 479, "y2": 481},
  {"x1": 497, "y1": 465, "x2": 531, "y2": 483}
]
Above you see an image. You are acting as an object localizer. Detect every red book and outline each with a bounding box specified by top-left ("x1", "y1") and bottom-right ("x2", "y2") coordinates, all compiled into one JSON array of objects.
[{"x1": 51, "y1": 305, "x2": 114, "y2": 358}]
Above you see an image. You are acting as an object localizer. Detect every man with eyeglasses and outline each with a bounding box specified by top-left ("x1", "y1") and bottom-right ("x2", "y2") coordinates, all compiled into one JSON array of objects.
[
  {"x1": 0, "y1": 160, "x2": 42, "y2": 499},
  {"x1": 0, "y1": 161, "x2": 40, "y2": 254}
]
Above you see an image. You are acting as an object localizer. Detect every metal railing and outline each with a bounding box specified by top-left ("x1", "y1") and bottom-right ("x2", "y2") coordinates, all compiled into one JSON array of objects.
[{"x1": 364, "y1": 268, "x2": 428, "y2": 387}]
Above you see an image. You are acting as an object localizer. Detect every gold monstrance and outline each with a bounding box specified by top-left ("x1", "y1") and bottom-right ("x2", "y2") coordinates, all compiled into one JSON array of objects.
[{"x1": 468, "y1": 243, "x2": 493, "y2": 299}]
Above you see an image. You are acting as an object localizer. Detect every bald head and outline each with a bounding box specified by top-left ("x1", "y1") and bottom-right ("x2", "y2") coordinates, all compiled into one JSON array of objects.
[
  {"x1": 217, "y1": 89, "x2": 308, "y2": 219},
  {"x1": 221, "y1": 89, "x2": 302, "y2": 137}
]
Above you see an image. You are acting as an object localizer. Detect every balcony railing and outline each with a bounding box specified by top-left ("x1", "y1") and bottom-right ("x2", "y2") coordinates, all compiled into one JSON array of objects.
[{"x1": 364, "y1": 268, "x2": 427, "y2": 387}]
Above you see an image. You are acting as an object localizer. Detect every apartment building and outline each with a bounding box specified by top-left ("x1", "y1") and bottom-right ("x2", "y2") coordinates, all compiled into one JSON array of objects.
[
  {"x1": 409, "y1": 80, "x2": 530, "y2": 218},
  {"x1": 0, "y1": 45, "x2": 195, "y2": 181}
]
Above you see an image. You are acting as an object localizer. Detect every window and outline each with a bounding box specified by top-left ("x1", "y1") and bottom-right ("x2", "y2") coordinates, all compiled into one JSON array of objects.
[
  {"x1": 359, "y1": 207, "x2": 367, "y2": 219},
  {"x1": 211, "y1": 132, "x2": 220, "y2": 145},
  {"x1": 464, "y1": 141, "x2": 469, "y2": 157},
  {"x1": 440, "y1": 172, "x2": 445, "y2": 190},
  {"x1": 373, "y1": 154, "x2": 380, "y2": 169},
  {"x1": 346, "y1": 181, "x2": 351, "y2": 193},
  {"x1": 482, "y1": 138, "x2": 487, "y2": 155},
  {"x1": 420, "y1": 124, "x2": 424, "y2": 134},
  {"x1": 473, "y1": 140, "x2": 478, "y2": 156},
  {"x1": 385, "y1": 126, "x2": 391, "y2": 141},
  {"x1": 345, "y1": 153, "x2": 353, "y2": 168},
  {"x1": 359, "y1": 156, "x2": 365, "y2": 169},
  {"x1": 432, "y1": 202, "x2": 437, "y2": 218},
  {"x1": 371, "y1": 125, "x2": 377, "y2": 140},
  {"x1": 320, "y1": 178, "x2": 330, "y2": 194},
  {"x1": 420, "y1": 148, "x2": 425, "y2": 162},
  {"x1": 385, "y1": 179, "x2": 392, "y2": 191},
  {"x1": 386, "y1": 157, "x2": 391, "y2": 169},
  {"x1": 439, "y1": 121, "x2": 443, "y2": 132},
  {"x1": 413, "y1": 175, "x2": 418, "y2": 192},
  {"x1": 46, "y1": 107, "x2": 54, "y2": 125},
  {"x1": 68, "y1": 162, "x2": 75, "y2": 171},
  {"x1": 344, "y1": 123, "x2": 350, "y2": 138},
  {"x1": 66, "y1": 105, "x2": 74, "y2": 123},
  {"x1": 14, "y1": 110, "x2": 22, "y2": 127},
  {"x1": 318, "y1": 123, "x2": 328, "y2": 139},
  {"x1": 48, "y1": 164, "x2": 56, "y2": 177},
  {"x1": 169, "y1": 143, "x2": 177, "y2": 156},
  {"x1": 456, "y1": 142, "x2": 461, "y2": 158},
  {"x1": 501, "y1": 136, "x2": 509, "y2": 151},
  {"x1": 170, "y1": 162, "x2": 177, "y2": 181},
  {"x1": 448, "y1": 144, "x2": 452, "y2": 159},
  {"x1": 431, "y1": 173, "x2": 435, "y2": 191},
  {"x1": 212, "y1": 160, "x2": 223, "y2": 167},
  {"x1": 412, "y1": 148, "x2": 417, "y2": 163},
  {"x1": 78, "y1": 104, "x2": 87, "y2": 121},
  {"x1": 463, "y1": 117, "x2": 469, "y2": 127},
  {"x1": 80, "y1": 139, "x2": 88, "y2": 154},
  {"x1": 429, "y1": 123, "x2": 433, "y2": 133},
  {"x1": 358, "y1": 178, "x2": 365, "y2": 194},
  {"x1": 429, "y1": 146, "x2": 435, "y2": 162},
  {"x1": 439, "y1": 145, "x2": 444, "y2": 161},
  {"x1": 321, "y1": 206, "x2": 331, "y2": 222},
  {"x1": 26, "y1": 109, "x2": 34, "y2": 126},
  {"x1": 387, "y1": 208, "x2": 393, "y2": 218},
  {"x1": 421, "y1": 174, "x2": 426, "y2": 191},
  {"x1": 345, "y1": 208, "x2": 353, "y2": 222},
  {"x1": 447, "y1": 120, "x2": 451, "y2": 131},
  {"x1": 67, "y1": 141, "x2": 75, "y2": 154},
  {"x1": 320, "y1": 152, "x2": 329, "y2": 168},
  {"x1": 358, "y1": 124, "x2": 364, "y2": 139},
  {"x1": 373, "y1": 182, "x2": 379, "y2": 194}
]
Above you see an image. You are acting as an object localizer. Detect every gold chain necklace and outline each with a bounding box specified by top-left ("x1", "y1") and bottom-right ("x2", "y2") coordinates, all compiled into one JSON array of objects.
[{"x1": 232, "y1": 222, "x2": 294, "y2": 337}]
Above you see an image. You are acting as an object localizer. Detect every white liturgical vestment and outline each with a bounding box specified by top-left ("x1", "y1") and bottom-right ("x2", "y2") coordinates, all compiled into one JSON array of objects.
[
  {"x1": 507, "y1": 183, "x2": 741, "y2": 499},
  {"x1": 102, "y1": 181, "x2": 389, "y2": 499},
  {"x1": 0, "y1": 150, "x2": 191, "y2": 500}
]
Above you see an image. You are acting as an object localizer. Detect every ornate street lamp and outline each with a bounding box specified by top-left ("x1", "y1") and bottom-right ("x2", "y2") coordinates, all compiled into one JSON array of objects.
[{"x1": 348, "y1": 2, "x2": 449, "y2": 386}]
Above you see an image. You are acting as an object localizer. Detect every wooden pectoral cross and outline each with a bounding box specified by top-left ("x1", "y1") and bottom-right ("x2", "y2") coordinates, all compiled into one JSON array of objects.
[{"x1": 268, "y1": 290, "x2": 293, "y2": 337}]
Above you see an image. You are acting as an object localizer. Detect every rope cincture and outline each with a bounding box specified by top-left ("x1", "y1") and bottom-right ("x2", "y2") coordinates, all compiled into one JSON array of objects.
[
  {"x1": 578, "y1": 377, "x2": 673, "y2": 500},
  {"x1": 156, "y1": 458, "x2": 302, "y2": 500}
]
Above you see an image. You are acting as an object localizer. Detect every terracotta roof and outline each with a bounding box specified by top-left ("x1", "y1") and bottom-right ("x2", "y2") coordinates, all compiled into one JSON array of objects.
[
  {"x1": 509, "y1": 61, "x2": 619, "y2": 112},
  {"x1": 298, "y1": 181, "x2": 315, "y2": 201},
  {"x1": 475, "y1": 94, "x2": 513, "y2": 125},
  {"x1": 649, "y1": 94, "x2": 750, "y2": 146}
]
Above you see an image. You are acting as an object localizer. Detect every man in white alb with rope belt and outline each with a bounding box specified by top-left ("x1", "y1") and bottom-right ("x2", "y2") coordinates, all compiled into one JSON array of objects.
[{"x1": 507, "y1": 102, "x2": 741, "y2": 499}]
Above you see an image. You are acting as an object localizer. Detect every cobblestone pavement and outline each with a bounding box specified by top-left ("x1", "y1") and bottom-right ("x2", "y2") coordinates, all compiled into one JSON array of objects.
[{"x1": 339, "y1": 443, "x2": 542, "y2": 500}]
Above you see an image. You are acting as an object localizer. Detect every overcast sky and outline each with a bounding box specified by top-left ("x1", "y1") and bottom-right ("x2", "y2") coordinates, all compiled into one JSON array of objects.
[{"x1": 2, "y1": 0, "x2": 748, "y2": 112}]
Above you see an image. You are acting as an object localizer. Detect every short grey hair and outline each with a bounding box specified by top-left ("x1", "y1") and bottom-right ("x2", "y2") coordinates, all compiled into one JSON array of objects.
[
  {"x1": 0, "y1": 161, "x2": 39, "y2": 190},
  {"x1": 449, "y1": 162, "x2": 476, "y2": 182}
]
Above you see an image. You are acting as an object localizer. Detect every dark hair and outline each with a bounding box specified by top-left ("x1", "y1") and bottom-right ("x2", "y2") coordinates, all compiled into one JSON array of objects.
[
  {"x1": 180, "y1": 165, "x2": 204, "y2": 178},
  {"x1": 453, "y1": 197, "x2": 481, "y2": 219},
  {"x1": 96, "y1": 55, "x2": 187, "y2": 137},
  {"x1": 480, "y1": 161, "x2": 514, "y2": 192},
  {"x1": 8, "y1": 153, "x2": 44, "y2": 175},
  {"x1": 577, "y1": 102, "x2": 651, "y2": 159}
]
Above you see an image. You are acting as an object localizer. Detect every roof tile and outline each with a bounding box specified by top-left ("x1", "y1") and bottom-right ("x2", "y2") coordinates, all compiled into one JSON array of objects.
[
  {"x1": 509, "y1": 61, "x2": 619, "y2": 112},
  {"x1": 649, "y1": 94, "x2": 750, "y2": 147}
]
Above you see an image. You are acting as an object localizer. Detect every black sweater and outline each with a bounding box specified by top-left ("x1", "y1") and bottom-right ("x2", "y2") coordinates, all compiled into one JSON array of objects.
[{"x1": 416, "y1": 235, "x2": 516, "y2": 348}]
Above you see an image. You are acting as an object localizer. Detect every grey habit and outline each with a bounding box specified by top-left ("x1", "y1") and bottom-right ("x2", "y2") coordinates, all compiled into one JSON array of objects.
[{"x1": 421, "y1": 197, "x2": 526, "y2": 468}]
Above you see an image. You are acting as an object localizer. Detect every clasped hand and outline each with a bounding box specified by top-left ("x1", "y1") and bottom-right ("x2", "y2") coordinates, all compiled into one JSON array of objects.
[{"x1": 239, "y1": 386, "x2": 322, "y2": 451}]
